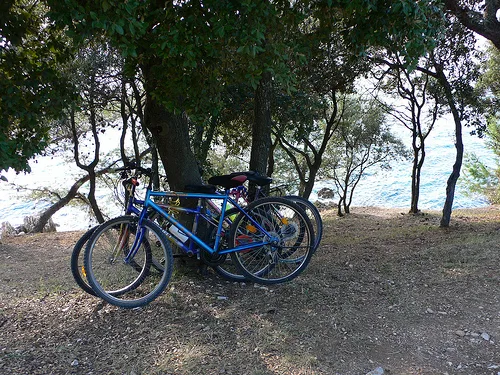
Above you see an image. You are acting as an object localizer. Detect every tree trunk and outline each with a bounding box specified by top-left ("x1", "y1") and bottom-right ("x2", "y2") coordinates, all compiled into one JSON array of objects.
[
  {"x1": 70, "y1": 98, "x2": 105, "y2": 224},
  {"x1": 436, "y1": 69, "x2": 464, "y2": 227},
  {"x1": 301, "y1": 168, "x2": 319, "y2": 200},
  {"x1": 337, "y1": 196, "x2": 344, "y2": 217},
  {"x1": 143, "y1": 100, "x2": 201, "y2": 190},
  {"x1": 444, "y1": 0, "x2": 500, "y2": 50},
  {"x1": 87, "y1": 169, "x2": 105, "y2": 223},
  {"x1": 249, "y1": 71, "x2": 273, "y2": 197},
  {"x1": 86, "y1": 96, "x2": 105, "y2": 224},
  {"x1": 193, "y1": 116, "x2": 218, "y2": 172},
  {"x1": 141, "y1": 63, "x2": 202, "y2": 190},
  {"x1": 410, "y1": 137, "x2": 425, "y2": 214},
  {"x1": 119, "y1": 80, "x2": 130, "y2": 165},
  {"x1": 31, "y1": 169, "x2": 110, "y2": 233},
  {"x1": 266, "y1": 137, "x2": 279, "y2": 178}
]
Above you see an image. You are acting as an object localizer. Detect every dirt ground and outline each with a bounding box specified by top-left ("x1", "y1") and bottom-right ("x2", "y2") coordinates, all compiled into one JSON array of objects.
[{"x1": 0, "y1": 206, "x2": 499, "y2": 375}]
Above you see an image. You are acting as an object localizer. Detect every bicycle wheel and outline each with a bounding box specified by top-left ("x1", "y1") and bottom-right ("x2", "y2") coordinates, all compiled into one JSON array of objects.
[
  {"x1": 71, "y1": 224, "x2": 148, "y2": 297},
  {"x1": 147, "y1": 210, "x2": 172, "y2": 272},
  {"x1": 84, "y1": 216, "x2": 174, "y2": 308},
  {"x1": 229, "y1": 197, "x2": 315, "y2": 285},
  {"x1": 70, "y1": 226, "x2": 98, "y2": 296},
  {"x1": 209, "y1": 208, "x2": 247, "y2": 282},
  {"x1": 284, "y1": 195, "x2": 323, "y2": 251}
]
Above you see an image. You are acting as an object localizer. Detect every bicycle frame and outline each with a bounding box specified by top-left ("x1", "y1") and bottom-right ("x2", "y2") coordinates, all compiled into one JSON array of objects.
[
  {"x1": 122, "y1": 178, "x2": 228, "y2": 255},
  {"x1": 123, "y1": 188, "x2": 279, "y2": 264}
]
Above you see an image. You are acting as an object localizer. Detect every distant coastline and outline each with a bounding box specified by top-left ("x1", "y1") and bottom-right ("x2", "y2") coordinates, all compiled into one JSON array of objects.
[{"x1": 0, "y1": 120, "x2": 495, "y2": 232}]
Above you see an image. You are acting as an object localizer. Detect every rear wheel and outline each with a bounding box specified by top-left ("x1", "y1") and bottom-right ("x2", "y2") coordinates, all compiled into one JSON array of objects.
[
  {"x1": 210, "y1": 208, "x2": 247, "y2": 282},
  {"x1": 70, "y1": 226, "x2": 98, "y2": 296},
  {"x1": 229, "y1": 197, "x2": 315, "y2": 285},
  {"x1": 84, "y1": 216, "x2": 173, "y2": 308},
  {"x1": 284, "y1": 195, "x2": 323, "y2": 251}
]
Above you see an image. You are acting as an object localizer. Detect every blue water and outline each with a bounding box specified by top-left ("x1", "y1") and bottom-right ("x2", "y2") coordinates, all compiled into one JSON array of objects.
[
  {"x1": 0, "y1": 121, "x2": 495, "y2": 231},
  {"x1": 311, "y1": 120, "x2": 495, "y2": 209}
]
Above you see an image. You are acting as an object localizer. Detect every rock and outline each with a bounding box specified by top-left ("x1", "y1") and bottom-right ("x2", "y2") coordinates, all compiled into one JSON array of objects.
[
  {"x1": 314, "y1": 201, "x2": 338, "y2": 211},
  {"x1": 22, "y1": 215, "x2": 57, "y2": 233},
  {"x1": 481, "y1": 332, "x2": 491, "y2": 341},
  {"x1": 366, "y1": 367, "x2": 384, "y2": 375},
  {"x1": 71, "y1": 359, "x2": 79, "y2": 367},
  {"x1": 455, "y1": 330, "x2": 466, "y2": 337},
  {"x1": 317, "y1": 187, "x2": 335, "y2": 199},
  {"x1": 253, "y1": 284, "x2": 269, "y2": 291},
  {"x1": 0, "y1": 221, "x2": 16, "y2": 239}
]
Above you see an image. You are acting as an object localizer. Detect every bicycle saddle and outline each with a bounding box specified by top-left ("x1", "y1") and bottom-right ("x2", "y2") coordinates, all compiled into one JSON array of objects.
[{"x1": 208, "y1": 171, "x2": 272, "y2": 189}]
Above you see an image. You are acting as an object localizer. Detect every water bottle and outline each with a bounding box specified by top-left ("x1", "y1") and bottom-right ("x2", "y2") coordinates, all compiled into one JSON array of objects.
[{"x1": 167, "y1": 224, "x2": 188, "y2": 243}]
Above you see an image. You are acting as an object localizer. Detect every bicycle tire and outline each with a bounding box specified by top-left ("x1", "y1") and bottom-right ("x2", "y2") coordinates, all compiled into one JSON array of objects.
[
  {"x1": 70, "y1": 224, "x2": 148, "y2": 297},
  {"x1": 229, "y1": 197, "x2": 315, "y2": 285},
  {"x1": 210, "y1": 208, "x2": 248, "y2": 282},
  {"x1": 84, "y1": 216, "x2": 174, "y2": 308},
  {"x1": 146, "y1": 210, "x2": 173, "y2": 272},
  {"x1": 70, "y1": 226, "x2": 98, "y2": 296},
  {"x1": 284, "y1": 195, "x2": 323, "y2": 251}
]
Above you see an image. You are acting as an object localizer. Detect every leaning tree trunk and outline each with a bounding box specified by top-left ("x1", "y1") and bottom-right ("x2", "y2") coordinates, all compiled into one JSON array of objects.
[
  {"x1": 31, "y1": 169, "x2": 111, "y2": 233},
  {"x1": 436, "y1": 69, "x2": 464, "y2": 227},
  {"x1": 444, "y1": 0, "x2": 500, "y2": 50}
]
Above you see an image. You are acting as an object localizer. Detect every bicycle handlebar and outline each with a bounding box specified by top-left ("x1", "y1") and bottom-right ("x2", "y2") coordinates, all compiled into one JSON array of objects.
[{"x1": 116, "y1": 163, "x2": 152, "y2": 177}]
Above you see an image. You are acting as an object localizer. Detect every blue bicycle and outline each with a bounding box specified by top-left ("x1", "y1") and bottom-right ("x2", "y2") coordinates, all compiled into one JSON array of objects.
[
  {"x1": 83, "y1": 168, "x2": 316, "y2": 308},
  {"x1": 71, "y1": 165, "x2": 276, "y2": 295}
]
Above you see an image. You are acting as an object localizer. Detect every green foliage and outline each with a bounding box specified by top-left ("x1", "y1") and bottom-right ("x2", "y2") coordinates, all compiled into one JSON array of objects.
[
  {"x1": 318, "y1": 0, "x2": 443, "y2": 67},
  {"x1": 0, "y1": 0, "x2": 73, "y2": 174},
  {"x1": 463, "y1": 152, "x2": 500, "y2": 204},
  {"x1": 2, "y1": 0, "x2": 447, "y2": 182},
  {"x1": 463, "y1": 118, "x2": 500, "y2": 204},
  {"x1": 477, "y1": 43, "x2": 500, "y2": 118},
  {"x1": 48, "y1": 0, "x2": 300, "y2": 115},
  {"x1": 47, "y1": 0, "x2": 443, "y2": 117}
]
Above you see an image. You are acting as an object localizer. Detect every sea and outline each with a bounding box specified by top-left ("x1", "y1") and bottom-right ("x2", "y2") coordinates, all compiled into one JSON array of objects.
[{"x1": 0, "y1": 119, "x2": 495, "y2": 232}]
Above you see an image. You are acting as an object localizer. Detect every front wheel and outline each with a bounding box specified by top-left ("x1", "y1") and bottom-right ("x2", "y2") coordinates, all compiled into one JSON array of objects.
[
  {"x1": 229, "y1": 197, "x2": 315, "y2": 285},
  {"x1": 84, "y1": 216, "x2": 174, "y2": 309}
]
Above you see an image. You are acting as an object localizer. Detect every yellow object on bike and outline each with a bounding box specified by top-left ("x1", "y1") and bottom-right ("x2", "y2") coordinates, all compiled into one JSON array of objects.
[{"x1": 246, "y1": 224, "x2": 257, "y2": 233}]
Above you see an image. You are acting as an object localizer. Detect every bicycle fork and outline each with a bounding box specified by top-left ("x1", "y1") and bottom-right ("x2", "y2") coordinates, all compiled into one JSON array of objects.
[{"x1": 114, "y1": 223, "x2": 146, "y2": 265}]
